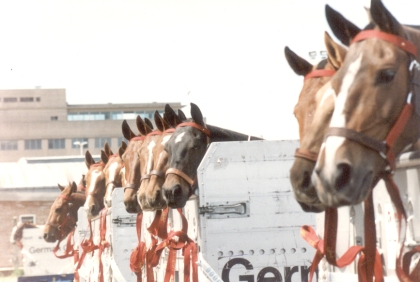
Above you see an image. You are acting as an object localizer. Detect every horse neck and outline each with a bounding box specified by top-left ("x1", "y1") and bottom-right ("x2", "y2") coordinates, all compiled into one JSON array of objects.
[
  {"x1": 70, "y1": 192, "x2": 87, "y2": 209},
  {"x1": 206, "y1": 124, "x2": 262, "y2": 142}
]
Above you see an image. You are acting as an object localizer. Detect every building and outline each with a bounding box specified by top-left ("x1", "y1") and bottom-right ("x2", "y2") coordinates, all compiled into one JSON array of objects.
[
  {"x1": 0, "y1": 88, "x2": 183, "y2": 271},
  {"x1": 0, "y1": 88, "x2": 183, "y2": 162}
]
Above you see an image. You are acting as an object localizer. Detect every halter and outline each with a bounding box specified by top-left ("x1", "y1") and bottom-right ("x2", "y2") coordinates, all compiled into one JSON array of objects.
[
  {"x1": 165, "y1": 122, "x2": 211, "y2": 194},
  {"x1": 304, "y1": 69, "x2": 336, "y2": 81},
  {"x1": 327, "y1": 29, "x2": 419, "y2": 170}
]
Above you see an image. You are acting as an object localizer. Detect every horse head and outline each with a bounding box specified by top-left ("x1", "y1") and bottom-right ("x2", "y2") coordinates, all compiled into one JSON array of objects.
[
  {"x1": 84, "y1": 150, "x2": 106, "y2": 218},
  {"x1": 103, "y1": 141, "x2": 127, "y2": 208},
  {"x1": 139, "y1": 105, "x2": 184, "y2": 210},
  {"x1": 43, "y1": 180, "x2": 86, "y2": 242},
  {"x1": 120, "y1": 117, "x2": 149, "y2": 213},
  {"x1": 314, "y1": 0, "x2": 420, "y2": 207},
  {"x1": 287, "y1": 32, "x2": 347, "y2": 213}
]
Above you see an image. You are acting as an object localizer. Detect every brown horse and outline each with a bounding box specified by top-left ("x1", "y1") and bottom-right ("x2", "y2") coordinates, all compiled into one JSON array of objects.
[
  {"x1": 102, "y1": 141, "x2": 127, "y2": 208},
  {"x1": 43, "y1": 179, "x2": 86, "y2": 243},
  {"x1": 84, "y1": 150, "x2": 106, "y2": 219},
  {"x1": 121, "y1": 116, "x2": 152, "y2": 213},
  {"x1": 286, "y1": 32, "x2": 347, "y2": 212},
  {"x1": 138, "y1": 106, "x2": 185, "y2": 210},
  {"x1": 313, "y1": 0, "x2": 420, "y2": 207},
  {"x1": 162, "y1": 103, "x2": 262, "y2": 208}
]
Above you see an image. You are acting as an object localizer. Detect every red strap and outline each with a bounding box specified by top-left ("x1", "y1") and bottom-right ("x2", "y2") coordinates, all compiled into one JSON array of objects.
[
  {"x1": 131, "y1": 136, "x2": 145, "y2": 142},
  {"x1": 53, "y1": 229, "x2": 75, "y2": 259},
  {"x1": 294, "y1": 148, "x2": 318, "y2": 162},
  {"x1": 98, "y1": 209, "x2": 110, "y2": 282},
  {"x1": 304, "y1": 69, "x2": 336, "y2": 81},
  {"x1": 352, "y1": 30, "x2": 418, "y2": 59},
  {"x1": 177, "y1": 122, "x2": 211, "y2": 137},
  {"x1": 147, "y1": 130, "x2": 163, "y2": 137}
]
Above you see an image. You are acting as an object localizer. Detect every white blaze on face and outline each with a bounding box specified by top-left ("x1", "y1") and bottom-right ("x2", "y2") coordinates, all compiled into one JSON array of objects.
[
  {"x1": 175, "y1": 132, "x2": 185, "y2": 143},
  {"x1": 105, "y1": 162, "x2": 119, "y2": 206},
  {"x1": 84, "y1": 170, "x2": 101, "y2": 211},
  {"x1": 157, "y1": 135, "x2": 172, "y2": 167},
  {"x1": 146, "y1": 140, "x2": 156, "y2": 173},
  {"x1": 323, "y1": 54, "x2": 363, "y2": 174}
]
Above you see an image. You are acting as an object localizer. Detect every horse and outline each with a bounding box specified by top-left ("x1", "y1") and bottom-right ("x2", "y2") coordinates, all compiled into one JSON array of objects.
[
  {"x1": 286, "y1": 32, "x2": 348, "y2": 213},
  {"x1": 43, "y1": 179, "x2": 86, "y2": 243},
  {"x1": 138, "y1": 105, "x2": 186, "y2": 210},
  {"x1": 120, "y1": 116, "x2": 152, "y2": 213},
  {"x1": 102, "y1": 141, "x2": 127, "y2": 208},
  {"x1": 84, "y1": 149, "x2": 106, "y2": 219},
  {"x1": 313, "y1": 0, "x2": 420, "y2": 208},
  {"x1": 162, "y1": 103, "x2": 262, "y2": 208}
]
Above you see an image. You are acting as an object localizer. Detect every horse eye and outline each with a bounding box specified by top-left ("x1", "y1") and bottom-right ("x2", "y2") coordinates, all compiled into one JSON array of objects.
[
  {"x1": 376, "y1": 69, "x2": 396, "y2": 84},
  {"x1": 55, "y1": 207, "x2": 62, "y2": 213}
]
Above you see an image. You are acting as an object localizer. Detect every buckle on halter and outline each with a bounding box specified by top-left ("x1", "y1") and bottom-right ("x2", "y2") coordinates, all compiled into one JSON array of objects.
[{"x1": 409, "y1": 60, "x2": 420, "y2": 72}]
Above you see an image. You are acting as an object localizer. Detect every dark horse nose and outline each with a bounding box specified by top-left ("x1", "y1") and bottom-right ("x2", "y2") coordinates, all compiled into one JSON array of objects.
[
  {"x1": 43, "y1": 232, "x2": 55, "y2": 241},
  {"x1": 89, "y1": 204, "x2": 97, "y2": 215},
  {"x1": 334, "y1": 163, "x2": 352, "y2": 191},
  {"x1": 164, "y1": 184, "x2": 183, "y2": 202}
]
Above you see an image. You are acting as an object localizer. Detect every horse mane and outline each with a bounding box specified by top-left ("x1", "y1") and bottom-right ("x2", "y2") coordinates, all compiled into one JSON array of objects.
[{"x1": 206, "y1": 124, "x2": 263, "y2": 142}]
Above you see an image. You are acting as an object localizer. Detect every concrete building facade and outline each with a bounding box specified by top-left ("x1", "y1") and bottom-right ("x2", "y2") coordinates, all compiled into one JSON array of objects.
[{"x1": 0, "y1": 88, "x2": 183, "y2": 162}]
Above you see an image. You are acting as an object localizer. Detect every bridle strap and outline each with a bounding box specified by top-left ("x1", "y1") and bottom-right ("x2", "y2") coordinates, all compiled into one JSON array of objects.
[
  {"x1": 124, "y1": 183, "x2": 137, "y2": 191},
  {"x1": 352, "y1": 29, "x2": 418, "y2": 59},
  {"x1": 166, "y1": 168, "x2": 195, "y2": 186},
  {"x1": 164, "y1": 128, "x2": 175, "y2": 134},
  {"x1": 150, "y1": 170, "x2": 165, "y2": 179},
  {"x1": 130, "y1": 136, "x2": 145, "y2": 142},
  {"x1": 140, "y1": 174, "x2": 151, "y2": 182},
  {"x1": 176, "y1": 122, "x2": 211, "y2": 137},
  {"x1": 327, "y1": 127, "x2": 387, "y2": 155},
  {"x1": 294, "y1": 148, "x2": 318, "y2": 162},
  {"x1": 304, "y1": 69, "x2": 336, "y2": 81},
  {"x1": 91, "y1": 163, "x2": 105, "y2": 168},
  {"x1": 147, "y1": 130, "x2": 163, "y2": 137}
]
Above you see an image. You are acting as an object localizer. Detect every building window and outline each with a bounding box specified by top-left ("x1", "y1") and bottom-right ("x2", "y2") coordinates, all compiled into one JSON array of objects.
[
  {"x1": 19, "y1": 214, "x2": 36, "y2": 224},
  {"x1": 48, "y1": 139, "x2": 65, "y2": 149},
  {"x1": 117, "y1": 137, "x2": 128, "y2": 147},
  {"x1": 51, "y1": 116, "x2": 58, "y2": 121},
  {"x1": 95, "y1": 138, "x2": 112, "y2": 149},
  {"x1": 20, "y1": 97, "x2": 34, "y2": 102},
  {"x1": 36, "y1": 97, "x2": 41, "y2": 102},
  {"x1": 72, "y1": 138, "x2": 89, "y2": 149},
  {"x1": 4, "y1": 97, "x2": 17, "y2": 103},
  {"x1": 0, "y1": 140, "x2": 18, "y2": 150},
  {"x1": 25, "y1": 139, "x2": 42, "y2": 150}
]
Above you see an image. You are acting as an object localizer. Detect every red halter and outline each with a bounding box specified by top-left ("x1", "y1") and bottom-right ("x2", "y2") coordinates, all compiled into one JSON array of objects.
[{"x1": 304, "y1": 69, "x2": 336, "y2": 81}]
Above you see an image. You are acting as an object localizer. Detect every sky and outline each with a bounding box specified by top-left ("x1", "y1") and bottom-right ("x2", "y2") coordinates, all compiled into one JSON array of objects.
[{"x1": 0, "y1": 0, "x2": 417, "y2": 140}]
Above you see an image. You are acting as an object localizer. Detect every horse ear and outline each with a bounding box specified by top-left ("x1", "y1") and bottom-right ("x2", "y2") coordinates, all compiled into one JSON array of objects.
[
  {"x1": 284, "y1": 46, "x2": 313, "y2": 76},
  {"x1": 71, "y1": 181, "x2": 78, "y2": 194},
  {"x1": 58, "y1": 183, "x2": 65, "y2": 192},
  {"x1": 325, "y1": 4, "x2": 361, "y2": 46},
  {"x1": 144, "y1": 118, "x2": 154, "y2": 129},
  {"x1": 370, "y1": 0, "x2": 402, "y2": 35},
  {"x1": 177, "y1": 109, "x2": 187, "y2": 122},
  {"x1": 164, "y1": 104, "x2": 182, "y2": 127},
  {"x1": 104, "y1": 142, "x2": 113, "y2": 156},
  {"x1": 190, "y1": 103, "x2": 205, "y2": 127},
  {"x1": 122, "y1": 120, "x2": 136, "y2": 141},
  {"x1": 101, "y1": 150, "x2": 109, "y2": 165},
  {"x1": 119, "y1": 142, "x2": 127, "y2": 157},
  {"x1": 324, "y1": 31, "x2": 347, "y2": 70},
  {"x1": 85, "y1": 150, "x2": 95, "y2": 169},
  {"x1": 137, "y1": 115, "x2": 153, "y2": 135},
  {"x1": 80, "y1": 174, "x2": 86, "y2": 188},
  {"x1": 154, "y1": 111, "x2": 165, "y2": 132}
]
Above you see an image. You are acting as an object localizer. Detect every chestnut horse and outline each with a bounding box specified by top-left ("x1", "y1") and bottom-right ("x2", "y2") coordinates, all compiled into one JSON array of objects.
[
  {"x1": 84, "y1": 150, "x2": 106, "y2": 219},
  {"x1": 162, "y1": 103, "x2": 263, "y2": 208},
  {"x1": 43, "y1": 179, "x2": 86, "y2": 243},
  {"x1": 120, "y1": 116, "x2": 153, "y2": 213},
  {"x1": 314, "y1": 0, "x2": 420, "y2": 208},
  {"x1": 101, "y1": 141, "x2": 127, "y2": 208},
  {"x1": 138, "y1": 105, "x2": 186, "y2": 210},
  {"x1": 286, "y1": 32, "x2": 347, "y2": 212}
]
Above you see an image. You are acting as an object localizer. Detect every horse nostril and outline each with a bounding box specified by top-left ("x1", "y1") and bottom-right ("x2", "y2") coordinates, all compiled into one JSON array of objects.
[
  {"x1": 173, "y1": 185, "x2": 182, "y2": 199},
  {"x1": 90, "y1": 205, "x2": 96, "y2": 214},
  {"x1": 43, "y1": 233, "x2": 48, "y2": 240},
  {"x1": 301, "y1": 171, "x2": 311, "y2": 191},
  {"x1": 335, "y1": 163, "x2": 352, "y2": 191}
]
